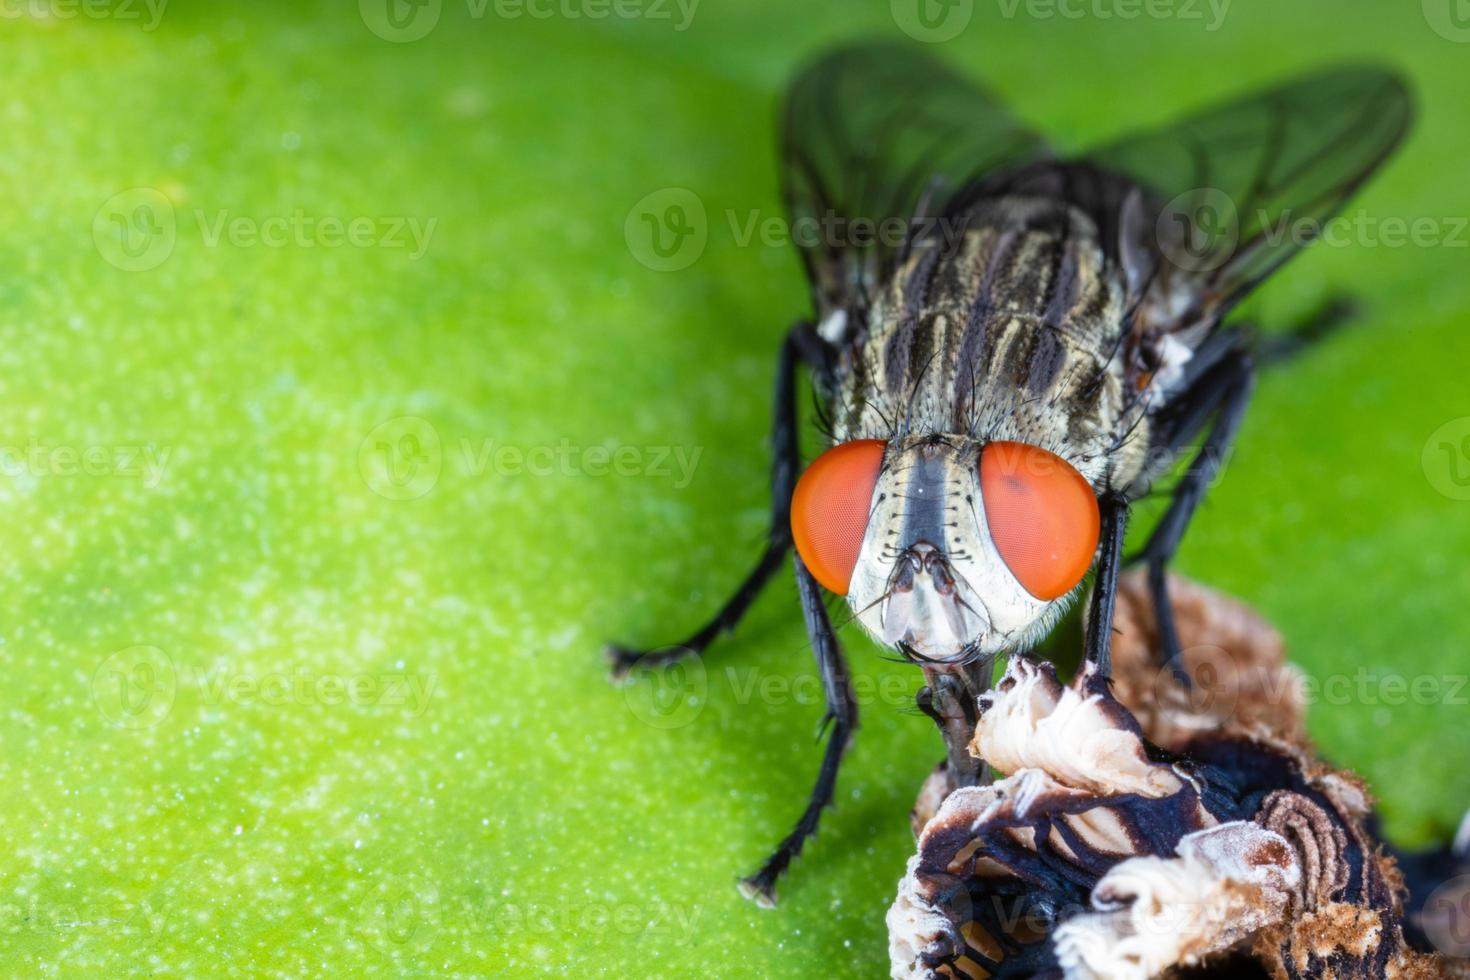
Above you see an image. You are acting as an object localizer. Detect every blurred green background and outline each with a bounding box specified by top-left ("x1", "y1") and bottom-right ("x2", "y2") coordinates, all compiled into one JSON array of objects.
[{"x1": 0, "y1": 0, "x2": 1466, "y2": 975}]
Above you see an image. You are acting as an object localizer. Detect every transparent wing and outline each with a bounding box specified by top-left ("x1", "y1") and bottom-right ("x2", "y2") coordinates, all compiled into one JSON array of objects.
[
  {"x1": 1088, "y1": 66, "x2": 1413, "y2": 321},
  {"x1": 781, "y1": 43, "x2": 1048, "y2": 320}
]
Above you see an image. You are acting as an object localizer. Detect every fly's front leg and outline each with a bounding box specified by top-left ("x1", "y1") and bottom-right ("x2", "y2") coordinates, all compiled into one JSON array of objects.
[
  {"x1": 606, "y1": 321, "x2": 825, "y2": 681},
  {"x1": 737, "y1": 553, "x2": 857, "y2": 908},
  {"x1": 917, "y1": 662, "x2": 993, "y2": 791},
  {"x1": 1083, "y1": 495, "x2": 1130, "y2": 679},
  {"x1": 1140, "y1": 351, "x2": 1255, "y2": 675}
]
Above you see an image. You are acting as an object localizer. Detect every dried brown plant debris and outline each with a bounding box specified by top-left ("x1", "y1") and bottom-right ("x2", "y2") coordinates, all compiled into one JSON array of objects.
[{"x1": 888, "y1": 575, "x2": 1463, "y2": 979}]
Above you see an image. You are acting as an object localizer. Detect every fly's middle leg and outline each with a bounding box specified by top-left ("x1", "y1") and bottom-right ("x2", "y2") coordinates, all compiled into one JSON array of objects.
[
  {"x1": 605, "y1": 321, "x2": 825, "y2": 681},
  {"x1": 1137, "y1": 349, "x2": 1256, "y2": 678}
]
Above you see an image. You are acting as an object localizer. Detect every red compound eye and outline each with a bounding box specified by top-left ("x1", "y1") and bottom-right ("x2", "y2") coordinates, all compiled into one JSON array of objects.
[
  {"x1": 790, "y1": 440, "x2": 886, "y2": 594},
  {"x1": 980, "y1": 441, "x2": 1100, "y2": 600}
]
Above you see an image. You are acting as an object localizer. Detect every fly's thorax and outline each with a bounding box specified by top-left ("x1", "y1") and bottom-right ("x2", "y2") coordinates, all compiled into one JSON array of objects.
[
  {"x1": 846, "y1": 435, "x2": 1082, "y2": 664},
  {"x1": 828, "y1": 197, "x2": 1153, "y2": 493}
]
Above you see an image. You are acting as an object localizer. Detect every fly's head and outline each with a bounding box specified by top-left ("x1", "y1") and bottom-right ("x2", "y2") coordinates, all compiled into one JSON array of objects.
[{"x1": 791, "y1": 435, "x2": 1100, "y2": 665}]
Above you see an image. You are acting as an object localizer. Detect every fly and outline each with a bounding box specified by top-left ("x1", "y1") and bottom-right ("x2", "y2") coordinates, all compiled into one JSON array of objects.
[{"x1": 607, "y1": 43, "x2": 1412, "y2": 906}]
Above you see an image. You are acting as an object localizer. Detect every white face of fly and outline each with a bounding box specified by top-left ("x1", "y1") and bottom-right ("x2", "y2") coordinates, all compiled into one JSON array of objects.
[{"x1": 845, "y1": 436, "x2": 1065, "y2": 664}]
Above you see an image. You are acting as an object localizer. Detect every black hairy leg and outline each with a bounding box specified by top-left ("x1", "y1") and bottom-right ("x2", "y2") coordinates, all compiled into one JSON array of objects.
[
  {"x1": 606, "y1": 321, "x2": 827, "y2": 680},
  {"x1": 737, "y1": 553, "x2": 858, "y2": 907},
  {"x1": 1137, "y1": 350, "x2": 1256, "y2": 679}
]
